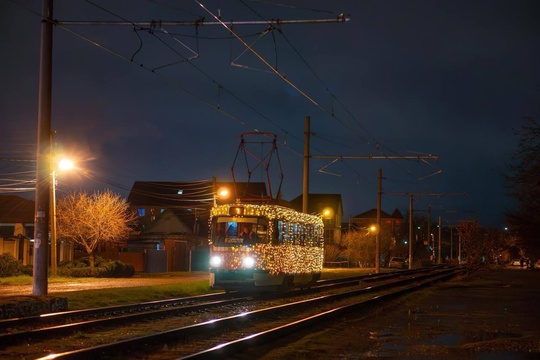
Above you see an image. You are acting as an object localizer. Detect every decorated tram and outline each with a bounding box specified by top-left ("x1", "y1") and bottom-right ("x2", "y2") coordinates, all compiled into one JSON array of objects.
[{"x1": 209, "y1": 202, "x2": 324, "y2": 291}]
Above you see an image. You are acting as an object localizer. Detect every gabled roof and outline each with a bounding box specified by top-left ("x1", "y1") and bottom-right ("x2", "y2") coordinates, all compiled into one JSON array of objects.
[
  {"x1": 127, "y1": 181, "x2": 268, "y2": 208},
  {"x1": 353, "y1": 208, "x2": 404, "y2": 220},
  {"x1": 289, "y1": 193, "x2": 343, "y2": 215},
  {"x1": 143, "y1": 208, "x2": 195, "y2": 235},
  {"x1": 0, "y1": 195, "x2": 35, "y2": 223}
]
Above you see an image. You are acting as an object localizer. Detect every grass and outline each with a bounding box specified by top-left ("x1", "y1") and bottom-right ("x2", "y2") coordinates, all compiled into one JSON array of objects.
[
  {"x1": 1, "y1": 268, "x2": 375, "y2": 310},
  {"x1": 64, "y1": 280, "x2": 214, "y2": 309}
]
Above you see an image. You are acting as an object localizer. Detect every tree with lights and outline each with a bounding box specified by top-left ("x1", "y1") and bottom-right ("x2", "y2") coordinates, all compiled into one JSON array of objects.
[{"x1": 56, "y1": 190, "x2": 137, "y2": 270}]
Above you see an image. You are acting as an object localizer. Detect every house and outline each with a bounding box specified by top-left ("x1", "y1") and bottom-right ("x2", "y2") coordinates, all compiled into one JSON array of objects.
[
  {"x1": 351, "y1": 208, "x2": 405, "y2": 231},
  {"x1": 289, "y1": 194, "x2": 343, "y2": 245},
  {"x1": 126, "y1": 180, "x2": 269, "y2": 272},
  {"x1": 0, "y1": 194, "x2": 34, "y2": 265},
  {"x1": 350, "y1": 208, "x2": 406, "y2": 251}
]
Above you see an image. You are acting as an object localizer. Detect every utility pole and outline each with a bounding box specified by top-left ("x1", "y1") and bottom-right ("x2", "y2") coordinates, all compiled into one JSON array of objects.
[
  {"x1": 303, "y1": 116, "x2": 310, "y2": 213},
  {"x1": 438, "y1": 215, "x2": 442, "y2": 264},
  {"x1": 33, "y1": 0, "x2": 53, "y2": 296},
  {"x1": 375, "y1": 168, "x2": 382, "y2": 273},
  {"x1": 409, "y1": 194, "x2": 413, "y2": 269}
]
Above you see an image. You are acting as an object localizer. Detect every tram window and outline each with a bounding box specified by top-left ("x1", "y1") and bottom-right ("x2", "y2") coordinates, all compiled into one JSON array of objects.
[{"x1": 255, "y1": 222, "x2": 268, "y2": 244}]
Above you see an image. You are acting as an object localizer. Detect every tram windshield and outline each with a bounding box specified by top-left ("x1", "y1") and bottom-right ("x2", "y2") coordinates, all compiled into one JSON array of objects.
[{"x1": 213, "y1": 216, "x2": 269, "y2": 245}]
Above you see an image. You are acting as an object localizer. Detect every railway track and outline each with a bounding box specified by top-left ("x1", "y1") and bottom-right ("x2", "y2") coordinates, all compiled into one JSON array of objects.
[{"x1": 0, "y1": 266, "x2": 463, "y2": 359}]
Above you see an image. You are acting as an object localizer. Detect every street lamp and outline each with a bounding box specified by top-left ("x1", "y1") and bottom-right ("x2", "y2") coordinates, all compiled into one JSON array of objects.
[
  {"x1": 213, "y1": 184, "x2": 231, "y2": 206},
  {"x1": 322, "y1": 207, "x2": 334, "y2": 219},
  {"x1": 50, "y1": 158, "x2": 73, "y2": 276}
]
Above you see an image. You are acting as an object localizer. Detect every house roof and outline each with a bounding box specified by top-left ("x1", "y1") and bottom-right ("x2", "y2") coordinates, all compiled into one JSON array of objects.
[
  {"x1": 289, "y1": 193, "x2": 343, "y2": 215},
  {"x1": 143, "y1": 208, "x2": 196, "y2": 235},
  {"x1": 0, "y1": 195, "x2": 35, "y2": 223},
  {"x1": 127, "y1": 181, "x2": 268, "y2": 208},
  {"x1": 353, "y1": 208, "x2": 404, "y2": 220}
]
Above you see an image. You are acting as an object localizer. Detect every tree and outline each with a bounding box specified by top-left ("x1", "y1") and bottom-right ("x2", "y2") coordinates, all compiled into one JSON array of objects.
[
  {"x1": 506, "y1": 117, "x2": 540, "y2": 258},
  {"x1": 340, "y1": 229, "x2": 375, "y2": 267},
  {"x1": 456, "y1": 221, "x2": 503, "y2": 275},
  {"x1": 56, "y1": 190, "x2": 138, "y2": 269}
]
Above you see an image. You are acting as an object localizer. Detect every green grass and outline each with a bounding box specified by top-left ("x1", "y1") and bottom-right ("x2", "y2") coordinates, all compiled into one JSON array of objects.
[
  {"x1": 1, "y1": 269, "x2": 374, "y2": 310},
  {"x1": 64, "y1": 280, "x2": 215, "y2": 309},
  {"x1": 0, "y1": 275, "x2": 34, "y2": 285}
]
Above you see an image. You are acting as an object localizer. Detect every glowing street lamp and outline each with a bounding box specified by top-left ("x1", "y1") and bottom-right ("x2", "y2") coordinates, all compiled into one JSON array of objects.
[
  {"x1": 322, "y1": 207, "x2": 334, "y2": 219},
  {"x1": 214, "y1": 185, "x2": 231, "y2": 206},
  {"x1": 50, "y1": 157, "x2": 74, "y2": 276}
]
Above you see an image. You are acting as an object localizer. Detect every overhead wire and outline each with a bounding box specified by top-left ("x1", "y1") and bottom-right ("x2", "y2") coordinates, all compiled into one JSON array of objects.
[{"x1": 10, "y1": 0, "x2": 439, "y2": 199}]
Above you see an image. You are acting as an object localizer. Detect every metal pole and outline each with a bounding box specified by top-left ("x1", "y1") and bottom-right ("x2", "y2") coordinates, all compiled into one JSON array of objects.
[
  {"x1": 427, "y1": 205, "x2": 431, "y2": 259},
  {"x1": 302, "y1": 116, "x2": 310, "y2": 213},
  {"x1": 50, "y1": 169, "x2": 57, "y2": 276},
  {"x1": 458, "y1": 234, "x2": 462, "y2": 264},
  {"x1": 57, "y1": 14, "x2": 351, "y2": 27},
  {"x1": 450, "y1": 227, "x2": 453, "y2": 260},
  {"x1": 438, "y1": 215, "x2": 442, "y2": 264},
  {"x1": 33, "y1": 0, "x2": 53, "y2": 296},
  {"x1": 408, "y1": 194, "x2": 413, "y2": 269},
  {"x1": 375, "y1": 169, "x2": 381, "y2": 273}
]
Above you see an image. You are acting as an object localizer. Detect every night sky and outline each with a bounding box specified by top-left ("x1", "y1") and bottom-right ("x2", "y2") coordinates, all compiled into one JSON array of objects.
[{"x1": 1, "y1": 0, "x2": 539, "y2": 228}]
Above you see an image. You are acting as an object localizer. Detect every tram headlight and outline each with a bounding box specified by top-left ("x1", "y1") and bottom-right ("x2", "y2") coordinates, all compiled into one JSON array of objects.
[
  {"x1": 210, "y1": 255, "x2": 222, "y2": 268},
  {"x1": 242, "y1": 256, "x2": 255, "y2": 269}
]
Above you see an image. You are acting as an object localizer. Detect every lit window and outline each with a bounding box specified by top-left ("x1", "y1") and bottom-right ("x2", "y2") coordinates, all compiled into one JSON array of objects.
[
  {"x1": 177, "y1": 190, "x2": 183, "y2": 194},
  {"x1": 137, "y1": 208, "x2": 146, "y2": 216}
]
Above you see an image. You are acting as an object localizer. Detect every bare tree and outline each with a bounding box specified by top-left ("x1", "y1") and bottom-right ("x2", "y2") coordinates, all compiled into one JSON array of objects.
[
  {"x1": 506, "y1": 117, "x2": 540, "y2": 258},
  {"x1": 56, "y1": 190, "x2": 137, "y2": 269},
  {"x1": 456, "y1": 221, "x2": 503, "y2": 275},
  {"x1": 341, "y1": 229, "x2": 375, "y2": 267}
]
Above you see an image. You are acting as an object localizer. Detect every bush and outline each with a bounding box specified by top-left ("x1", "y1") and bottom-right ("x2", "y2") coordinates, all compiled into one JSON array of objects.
[
  {"x1": 58, "y1": 257, "x2": 135, "y2": 278},
  {"x1": 97, "y1": 260, "x2": 135, "y2": 278},
  {"x1": 0, "y1": 253, "x2": 28, "y2": 277}
]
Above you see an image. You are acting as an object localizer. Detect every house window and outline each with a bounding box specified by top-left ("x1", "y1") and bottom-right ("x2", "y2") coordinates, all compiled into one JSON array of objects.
[
  {"x1": 137, "y1": 208, "x2": 145, "y2": 216},
  {"x1": 324, "y1": 228, "x2": 333, "y2": 244}
]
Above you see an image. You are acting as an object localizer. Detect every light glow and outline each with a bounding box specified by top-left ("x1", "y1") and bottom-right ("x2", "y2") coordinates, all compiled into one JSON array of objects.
[
  {"x1": 242, "y1": 256, "x2": 255, "y2": 268},
  {"x1": 58, "y1": 158, "x2": 74, "y2": 171},
  {"x1": 209, "y1": 255, "x2": 222, "y2": 268}
]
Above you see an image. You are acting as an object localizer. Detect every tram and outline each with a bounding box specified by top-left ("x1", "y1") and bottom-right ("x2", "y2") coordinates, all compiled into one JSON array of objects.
[{"x1": 209, "y1": 202, "x2": 324, "y2": 291}]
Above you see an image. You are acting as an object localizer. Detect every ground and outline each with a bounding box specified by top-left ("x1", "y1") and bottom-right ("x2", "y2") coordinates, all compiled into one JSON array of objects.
[
  {"x1": 255, "y1": 267, "x2": 540, "y2": 359},
  {"x1": 1, "y1": 267, "x2": 538, "y2": 358}
]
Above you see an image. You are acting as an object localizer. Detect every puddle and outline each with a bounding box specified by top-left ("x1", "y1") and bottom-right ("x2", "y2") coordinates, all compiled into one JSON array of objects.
[
  {"x1": 379, "y1": 340, "x2": 409, "y2": 353},
  {"x1": 430, "y1": 333, "x2": 462, "y2": 346}
]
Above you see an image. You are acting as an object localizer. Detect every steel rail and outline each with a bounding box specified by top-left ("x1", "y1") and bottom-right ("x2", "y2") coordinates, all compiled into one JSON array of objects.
[{"x1": 33, "y1": 268, "x2": 463, "y2": 359}]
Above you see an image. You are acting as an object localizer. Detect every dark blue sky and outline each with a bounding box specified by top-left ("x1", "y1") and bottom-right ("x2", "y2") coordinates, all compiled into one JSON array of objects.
[{"x1": 1, "y1": 0, "x2": 539, "y2": 228}]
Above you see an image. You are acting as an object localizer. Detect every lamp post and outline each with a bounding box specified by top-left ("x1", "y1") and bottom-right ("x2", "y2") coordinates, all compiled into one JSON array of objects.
[
  {"x1": 50, "y1": 158, "x2": 73, "y2": 276},
  {"x1": 369, "y1": 224, "x2": 380, "y2": 271}
]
